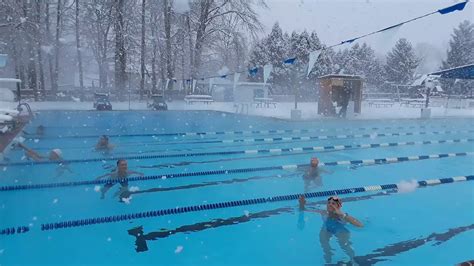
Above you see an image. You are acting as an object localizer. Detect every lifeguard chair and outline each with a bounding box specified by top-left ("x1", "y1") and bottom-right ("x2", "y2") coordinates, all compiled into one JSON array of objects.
[{"x1": 317, "y1": 74, "x2": 363, "y2": 117}]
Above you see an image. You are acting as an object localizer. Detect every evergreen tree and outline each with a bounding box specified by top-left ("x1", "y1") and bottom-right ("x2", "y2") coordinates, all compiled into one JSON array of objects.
[
  {"x1": 247, "y1": 25, "x2": 333, "y2": 95},
  {"x1": 307, "y1": 31, "x2": 333, "y2": 79},
  {"x1": 440, "y1": 20, "x2": 474, "y2": 95},
  {"x1": 334, "y1": 43, "x2": 384, "y2": 88},
  {"x1": 384, "y1": 38, "x2": 420, "y2": 85},
  {"x1": 247, "y1": 22, "x2": 290, "y2": 91}
]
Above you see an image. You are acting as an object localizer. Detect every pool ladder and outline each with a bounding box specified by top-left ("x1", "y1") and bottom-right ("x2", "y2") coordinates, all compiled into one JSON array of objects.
[{"x1": 17, "y1": 102, "x2": 34, "y2": 117}]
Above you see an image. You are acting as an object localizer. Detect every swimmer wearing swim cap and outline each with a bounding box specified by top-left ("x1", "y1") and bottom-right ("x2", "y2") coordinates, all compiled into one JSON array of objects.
[{"x1": 303, "y1": 156, "x2": 330, "y2": 192}]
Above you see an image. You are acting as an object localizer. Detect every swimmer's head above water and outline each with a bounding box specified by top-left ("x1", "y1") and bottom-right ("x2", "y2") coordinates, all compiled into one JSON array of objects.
[
  {"x1": 327, "y1": 196, "x2": 342, "y2": 213},
  {"x1": 98, "y1": 135, "x2": 109, "y2": 146},
  {"x1": 117, "y1": 159, "x2": 128, "y2": 173},
  {"x1": 310, "y1": 157, "x2": 319, "y2": 167},
  {"x1": 49, "y1": 149, "x2": 62, "y2": 160}
]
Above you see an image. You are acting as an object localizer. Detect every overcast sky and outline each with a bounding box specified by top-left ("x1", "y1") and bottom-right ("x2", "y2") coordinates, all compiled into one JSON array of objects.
[{"x1": 257, "y1": 0, "x2": 473, "y2": 55}]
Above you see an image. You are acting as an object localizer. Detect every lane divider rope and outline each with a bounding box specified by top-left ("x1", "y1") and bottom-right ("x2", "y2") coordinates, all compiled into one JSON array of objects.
[
  {"x1": 30, "y1": 124, "x2": 453, "y2": 139},
  {"x1": 1, "y1": 152, "x2": 472, "y2": 192},
  {"x1": 2, "y1": 174, "x2": 471, "y2": 235},
  {"x1": 5, "y1": 137, "x2": 473, "y2": 167},
  {"x1": 27, "y1": 129, "x2": 474, "y2": 151}
]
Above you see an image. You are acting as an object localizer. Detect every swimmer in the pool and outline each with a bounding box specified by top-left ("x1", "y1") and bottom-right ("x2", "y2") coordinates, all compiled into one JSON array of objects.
[
  {"x1": 16, "y1": 142, "x2": 62, "y2": 162},
  {"x1": 302, "y1": 157, "x2": 331, "y2": 192},
  {"x1": 95, "y1": 135, "x2": 115, "y2": 152},
  {"x1": 298, "y1": 195, "x2": 363, "y2": 264},
  {"x1": 96, "y1": 159, "x2": 143, "y2": 199},
  {"x1": 15, "y1": 142, "x2": 72, "y2": 176}
]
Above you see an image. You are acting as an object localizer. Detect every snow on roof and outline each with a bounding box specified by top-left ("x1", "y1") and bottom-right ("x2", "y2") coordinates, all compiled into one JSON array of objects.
[
  {"x1": 318, "y1": 74, "x2": 363, "y2": 80},
  {"x1": 411, "y1": 74, "x2": 427, "y2": 86},
  {"x1": 0, "y1": 78, "x2": 21, "y2": 83}
]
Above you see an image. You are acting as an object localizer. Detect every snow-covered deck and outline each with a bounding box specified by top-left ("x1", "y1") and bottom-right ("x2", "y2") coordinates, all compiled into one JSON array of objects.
[{"x1": 25, "y1": 100, "x2": 474, "y2": 120}]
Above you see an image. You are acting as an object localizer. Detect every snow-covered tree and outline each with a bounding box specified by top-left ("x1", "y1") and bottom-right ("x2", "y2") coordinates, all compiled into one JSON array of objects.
[
  {"x1": 247, "y1": 22, "x2": 290, "y2": 87},
  {"x1": 440, "y1": 20, "x2": 474, "y2": 95},
  {"x1": 384, "y1": 38, "x2": 420, "y2": 85},
  {"x1": 334, "y1": 43, "x2": 384, "y2": 88},
  {"x1": 307, "y1": 31, "x2": 333, "y2": 79}
]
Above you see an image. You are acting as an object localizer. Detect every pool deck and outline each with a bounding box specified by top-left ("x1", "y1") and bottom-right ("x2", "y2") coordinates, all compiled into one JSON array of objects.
[{"x1": 23, "y1": 100, "x2": 474, "y2": 120}]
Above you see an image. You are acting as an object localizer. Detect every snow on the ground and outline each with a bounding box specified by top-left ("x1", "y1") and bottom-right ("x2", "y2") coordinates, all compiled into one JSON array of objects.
[{"x1": 25, "y1": 100, "x2": 473, "y2": 120}]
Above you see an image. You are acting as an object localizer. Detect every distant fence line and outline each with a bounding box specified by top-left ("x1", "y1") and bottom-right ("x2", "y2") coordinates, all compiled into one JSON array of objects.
[{"x1": 13, "y1": 88, "x2": 474, "y2": 108}]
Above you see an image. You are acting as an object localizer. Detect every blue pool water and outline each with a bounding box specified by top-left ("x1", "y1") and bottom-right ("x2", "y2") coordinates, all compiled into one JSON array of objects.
[{"x1": 0, "y1": 111, "x2": 473, "y2": 265}]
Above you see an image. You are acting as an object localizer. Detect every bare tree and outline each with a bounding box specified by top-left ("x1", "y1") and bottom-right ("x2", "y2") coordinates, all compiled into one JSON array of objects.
[
  {"x1": 114, "y1": 0, "x2": 126, "y2": 98},
  {"x1": 139, "y1": 0, "x2": 146, "y2": 99},
  {"x1": 148, "y1": 0, "x2": 163, "y2": 93},
  {"x1": 52, "y1": 0, "x2": 62, "y2": 92},
  {"x1": 44, "y1": 1, "x2": 55, "y2": 92},
  {"x1": 34, "y1": 0, "x2": 45, "y2": 94},
  {"x1": 189, "y1": 0, "x2": 264, "y2": 78},
  {"x1": 163, "y1": 0, "x2": 173, "y2": 90},
  {"x1": 19, "y1": 1, "x2": 38, "y2": 99},
  {"x1": 75, "y1": 0, "x2": 84, "y2": 94},
  {"x1": 83, "y1": 0, "x2": 115, "y2": 90}
]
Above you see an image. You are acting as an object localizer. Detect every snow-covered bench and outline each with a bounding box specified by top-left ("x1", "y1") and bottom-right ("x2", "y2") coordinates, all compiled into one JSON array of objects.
[
  {"x1": 400, "y1": 99, "x2": 425, "y2": 108},
  {"x1": 254, "y1": 97, "x2": 277, "y2": 108},
  {"x1": 184, "y1": 95, "x2": 214, "y2": 104},
  {"x1": 366, "y1": 98, "x2": 394, "y2": 108},
  {"x1": 0, "y1": 108, "x2": 19, "y2": 116}
]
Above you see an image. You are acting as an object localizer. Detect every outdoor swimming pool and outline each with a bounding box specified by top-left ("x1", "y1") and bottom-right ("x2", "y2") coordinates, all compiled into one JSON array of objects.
[{"x1": 0, "y1": 110, "x2": 473, "y2": 265}]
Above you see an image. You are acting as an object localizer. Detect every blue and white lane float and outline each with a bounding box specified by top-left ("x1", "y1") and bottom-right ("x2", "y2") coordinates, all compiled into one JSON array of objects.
[
  {"x1": 219, "y1": 129, "x2": 474, "y2": 144},
  {"x1": 32, "y1": 124, "x2": 455, "y2": 139},
  {"x1": 1, "y1": 152, "x2": 472, "y2": 192},
  {"x1": 3, "y1": 138, "x2": 473, "y2": 167},
  {"x1": 116, "y1": 128, "x2": 474, "y2": 147},
  {"x1": 1, "y1": 174, "x2": 471, "y2": 235},
  {"x1": 23, "y1": 129, "x2": 474, "y2": 152}
]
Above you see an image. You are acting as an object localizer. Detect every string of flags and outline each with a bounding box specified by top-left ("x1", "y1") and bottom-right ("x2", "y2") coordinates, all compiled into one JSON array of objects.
[{"x1": 160, "y1": 1, "x2": 468, "y2": 90}]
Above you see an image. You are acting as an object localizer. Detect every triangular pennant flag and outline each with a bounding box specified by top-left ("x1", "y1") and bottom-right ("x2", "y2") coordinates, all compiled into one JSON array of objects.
[
  {"x1": 307, "y1": 50, "x2": 322, "y2": 77},
  {"x1": 263, "y1": 64, "x2": 273, "y2": 84},
  {"x1": 192, "y1": 79, "x2": 197, "y2": 93},
  {"x1": 375, "y1": 23, "x2": 402, "y2": 48},
  {"x1": 0, "y1": 54, "x2": 7, "y2": 67},
  {"x1": 438, "y1": 1, "x2": 467, "y2": 14},
  {"x1": 209, "y1": 78, "x2": 214, "y2": 92},
  {"x1": 233, "y1": 72, "x2": 241, "y2": 89},
  {"x1": 249, "y1": 67, "x2": 258, "y2": 76},
  {"x1": 341, "y1": 38, "x2": 356, "y2": 45},
  {"x1": 283, "y1": 57, "x2": 296, "y2": 65}
]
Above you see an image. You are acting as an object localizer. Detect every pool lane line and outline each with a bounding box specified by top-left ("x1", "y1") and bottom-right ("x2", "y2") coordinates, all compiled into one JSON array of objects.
[
  {"x1": 24, "y1": 129, "x2": 474, "y2": 152},
  {"x1": 128, "y1": 190, "x2": 397, "y2": 252},
  {"x1": 1, "y1": 152, "x2": 472, "y2": 192},
  {"x1": 29, "y1": 124, "x2": 453, "y2": 140},
  {"x1": 33, "y1": 175, "x2": 472, "y2": 232},
  {"x1": 4, "y1": 137, "x2": 473, "y2": 167}
]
